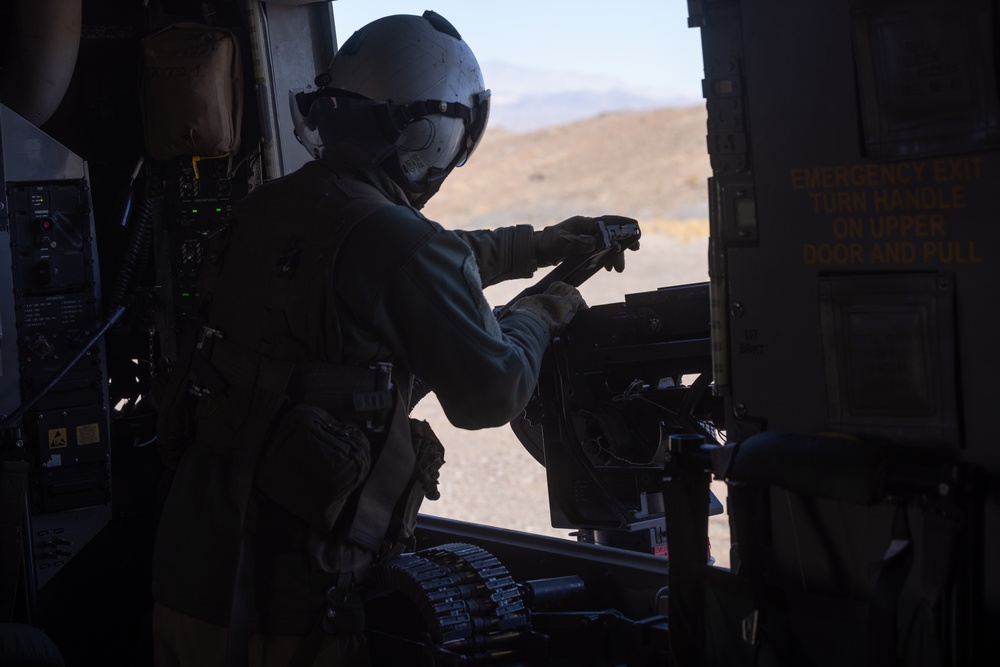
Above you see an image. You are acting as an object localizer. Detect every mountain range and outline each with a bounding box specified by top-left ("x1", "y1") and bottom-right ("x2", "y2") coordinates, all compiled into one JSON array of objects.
[{"x1": 483, "y1": 62, "x2": 700, "y2": 133}]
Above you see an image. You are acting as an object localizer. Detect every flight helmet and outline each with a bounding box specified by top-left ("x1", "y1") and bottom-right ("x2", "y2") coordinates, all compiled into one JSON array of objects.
[{"x1": 290, "y1": 11, "x2": 490, "y2": 206}]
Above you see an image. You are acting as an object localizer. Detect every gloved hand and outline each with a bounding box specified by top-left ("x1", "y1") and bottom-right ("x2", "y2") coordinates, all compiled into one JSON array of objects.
[
  {"x1": 533, "y1": 215, "x2": 640, "y2": 272},
  {"x1": 507, "y1": 281, "x2": 587, "y2": 334}
]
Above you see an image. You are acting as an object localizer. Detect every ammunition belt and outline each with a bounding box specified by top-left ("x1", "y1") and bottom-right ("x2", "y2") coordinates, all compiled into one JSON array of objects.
[{"x1": 365, "y1": 543, "x2": 528, "y2": 661}]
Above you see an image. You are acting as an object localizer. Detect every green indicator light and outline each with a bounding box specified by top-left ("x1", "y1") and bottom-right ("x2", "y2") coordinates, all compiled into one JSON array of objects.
[
  {"x1": 181, "y1": 292, "x2": 191, "y2": 297},
  {"x1": 191, "y1": 209, "x2": 199, "y2": 214},
  {"x1": 215, "y1": 208, "x2": 222, "y2": 213}
]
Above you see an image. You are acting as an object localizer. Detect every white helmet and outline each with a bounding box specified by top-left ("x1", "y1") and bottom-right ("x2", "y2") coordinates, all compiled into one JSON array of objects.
[{"x1": 290, "y1": 11, "x2": 490, "y2": 205}]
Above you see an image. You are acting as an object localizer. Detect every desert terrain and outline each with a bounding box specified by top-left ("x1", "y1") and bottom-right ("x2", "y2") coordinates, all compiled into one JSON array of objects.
[{"x1": 410, "y1": 104, "x2": 732, "y2": 567}]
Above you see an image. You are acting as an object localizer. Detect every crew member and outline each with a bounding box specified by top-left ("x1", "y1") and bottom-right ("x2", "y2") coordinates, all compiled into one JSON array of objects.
[{"x1": 151, "y1": 11, "x2": 637, "y2": 666}]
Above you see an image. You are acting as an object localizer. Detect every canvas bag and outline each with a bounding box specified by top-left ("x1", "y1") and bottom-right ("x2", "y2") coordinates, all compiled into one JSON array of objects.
[{"x1": 141, "y1": 22, "x2": 243, "y2": 160}]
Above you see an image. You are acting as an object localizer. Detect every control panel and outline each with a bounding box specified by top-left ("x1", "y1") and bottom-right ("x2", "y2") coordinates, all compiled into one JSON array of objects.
[{"x1": 7, "y1": 179, "x2": 110, "y2": 516}]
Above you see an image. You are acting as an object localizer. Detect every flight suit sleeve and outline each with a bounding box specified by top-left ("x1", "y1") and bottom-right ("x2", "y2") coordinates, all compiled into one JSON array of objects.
[
  {"x1": 336, "y1": 209, "x2": 551, "y2": 430},
  {"x1": 453, "y1": 225, "x2": 537, "y2": 288}
]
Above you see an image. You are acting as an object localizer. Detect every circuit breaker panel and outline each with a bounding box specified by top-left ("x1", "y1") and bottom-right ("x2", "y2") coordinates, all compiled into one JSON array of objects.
[
  {"x1": 1, "y1": 105, "x2": 111, "y2": 589},
  {"x1": 153, "y1": 154, "x2": 256, "y2": 363}
]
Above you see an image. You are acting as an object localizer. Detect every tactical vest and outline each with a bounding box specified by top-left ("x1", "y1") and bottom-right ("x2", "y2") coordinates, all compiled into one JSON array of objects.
[{"x1": 153, "y1": 162, "x2": 443, "y2": 634}]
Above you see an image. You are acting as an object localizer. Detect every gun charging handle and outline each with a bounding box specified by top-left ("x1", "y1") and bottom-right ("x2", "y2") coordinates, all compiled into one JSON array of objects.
[{"x1": 495, "y1": 219, "x2": 641, "y2": 319}]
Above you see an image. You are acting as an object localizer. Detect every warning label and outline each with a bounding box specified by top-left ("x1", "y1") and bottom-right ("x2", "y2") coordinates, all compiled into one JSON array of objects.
[
  {"x1": 48, "y1": 428, "x2": 68, "y2": 449},
  {"x1": 790, "y1": 156, "x2": 986, "y2": 266}
]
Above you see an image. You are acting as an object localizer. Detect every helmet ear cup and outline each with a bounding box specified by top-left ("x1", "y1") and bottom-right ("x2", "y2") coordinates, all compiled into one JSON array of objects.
[
  {"x1": 397, "y1": 118, "x2": 435, "y2": 153},
  {"x1": 397, "y1": 116, "x2": 465, "y2": 183}
]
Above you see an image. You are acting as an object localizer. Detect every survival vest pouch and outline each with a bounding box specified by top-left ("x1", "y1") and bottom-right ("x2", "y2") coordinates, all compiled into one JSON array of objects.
[
  {"x1": 255, "y1": 404, "x2": 370, "y2": 532},
  {"x1": 256, "y1": 362, "x2": 400, "y2": 538},
  {"x1": 141, "y1": 22, "x2": 243, "y2": 160}
]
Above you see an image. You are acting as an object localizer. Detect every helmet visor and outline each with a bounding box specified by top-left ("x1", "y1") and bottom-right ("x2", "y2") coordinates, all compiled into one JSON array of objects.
[{"x1": 455, "y1": 90, "x2": 491, "y2": 168}]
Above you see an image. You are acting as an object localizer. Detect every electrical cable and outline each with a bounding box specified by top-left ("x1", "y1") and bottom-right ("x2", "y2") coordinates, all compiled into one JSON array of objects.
[{"x1": 0, "y1": 295, "x2": 135, "y2": 431}]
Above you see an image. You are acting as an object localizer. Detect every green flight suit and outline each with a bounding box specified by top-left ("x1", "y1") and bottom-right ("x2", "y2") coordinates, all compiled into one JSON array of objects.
[{"x1": 151, "y1": 160, "x2": 551, "y2": 646}]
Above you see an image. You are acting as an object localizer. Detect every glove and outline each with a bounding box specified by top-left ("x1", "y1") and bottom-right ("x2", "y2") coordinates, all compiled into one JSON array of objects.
[
  {"x1": 507, "y1": 281, "x2": 587, "y2": 334},
  {"x1": 508, "y1": 281, "x2": 587, "y2": 334},
  {"x1": 533, "y1": 215, "x2": 640, "y2": 272}
]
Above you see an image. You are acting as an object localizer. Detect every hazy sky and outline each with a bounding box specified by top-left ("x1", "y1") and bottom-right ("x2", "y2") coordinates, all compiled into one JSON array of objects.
[{"x1": 330, "y1": 1, "x2": 705, "y2": 102}]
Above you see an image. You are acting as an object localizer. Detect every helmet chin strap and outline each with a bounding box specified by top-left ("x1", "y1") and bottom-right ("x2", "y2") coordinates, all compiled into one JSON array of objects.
[
  {"x1": 409, "y1": 169, "x2": 448, "y2": 209},
  {"x1": 380, "y1": 154, "x2": 449, "y2": 210}
]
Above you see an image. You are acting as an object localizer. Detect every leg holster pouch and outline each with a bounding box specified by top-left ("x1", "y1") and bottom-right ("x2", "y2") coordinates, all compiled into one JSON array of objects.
[
  {"x1": 255, "y1": 364, "x2": 396, "y2": 532},
  {"x1": 384, "y1": 418, "x2": 446, "y2": 548}
]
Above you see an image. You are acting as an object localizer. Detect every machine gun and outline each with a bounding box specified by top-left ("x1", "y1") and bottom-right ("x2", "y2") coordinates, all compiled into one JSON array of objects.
[{"x1": 510, "y1": 277, "x2": 723, "y2": 555}]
